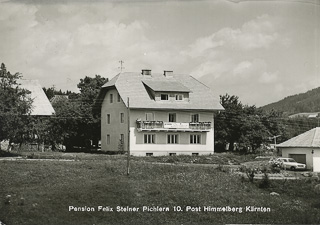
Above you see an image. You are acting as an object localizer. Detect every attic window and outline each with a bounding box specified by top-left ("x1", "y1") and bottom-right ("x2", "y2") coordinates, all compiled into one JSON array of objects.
[
  {"x1": 175, "y1": 94, "x2": 183, "y2": 101},
  {"x1": 161, "y1": 94, "x2": 169, "y2": 100}
]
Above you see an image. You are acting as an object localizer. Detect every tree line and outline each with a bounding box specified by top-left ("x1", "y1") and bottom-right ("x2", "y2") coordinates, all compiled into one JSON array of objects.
[{"x1": 215, "y1": 94, "x2": 318, "y2": 153}]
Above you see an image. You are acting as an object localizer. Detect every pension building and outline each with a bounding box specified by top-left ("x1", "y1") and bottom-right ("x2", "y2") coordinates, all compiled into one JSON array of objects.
[{"x1": 95, "y1": 70, "x2": 224, "y2": 156}]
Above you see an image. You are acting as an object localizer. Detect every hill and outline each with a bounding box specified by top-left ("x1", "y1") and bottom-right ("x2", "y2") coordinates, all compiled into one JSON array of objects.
[{"x1": 261, "y1": 87, "x2": 320, "y2": 115}]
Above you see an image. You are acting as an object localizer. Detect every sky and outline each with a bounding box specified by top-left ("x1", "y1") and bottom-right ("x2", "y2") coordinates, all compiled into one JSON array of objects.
[{"x1": 0, "y1": 0, "x2": 319, "y2": 107}]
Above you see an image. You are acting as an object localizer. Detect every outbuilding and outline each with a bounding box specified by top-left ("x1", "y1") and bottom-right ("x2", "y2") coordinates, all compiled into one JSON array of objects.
[{"x1": 277, "y1": 127, "x2": 320, "y2": 172}]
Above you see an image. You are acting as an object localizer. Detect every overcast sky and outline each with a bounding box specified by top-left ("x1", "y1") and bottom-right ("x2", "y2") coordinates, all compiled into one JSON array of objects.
[{"x1": 0, "y1": 0, "x2": 319, "y2": 106}]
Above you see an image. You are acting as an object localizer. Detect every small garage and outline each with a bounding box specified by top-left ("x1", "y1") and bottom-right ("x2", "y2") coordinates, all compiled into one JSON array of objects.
[{"x1": 277, "y1": 127, "x2": 320, "y2": 172}]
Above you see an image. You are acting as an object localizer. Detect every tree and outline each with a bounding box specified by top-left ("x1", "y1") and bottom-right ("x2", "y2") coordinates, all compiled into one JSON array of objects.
[
  {"x1": 46, "y1": 75, "x2": 108, "y2": 151},
  {"x1": 77, "y1": 75, "x2": 108, "y2": 147},
  {"x1": 0, "y1": 63, "x2": 33, "y2": 148},
  {"x1": 215, "y1": 94, "x2": 285, "y2": 153}
]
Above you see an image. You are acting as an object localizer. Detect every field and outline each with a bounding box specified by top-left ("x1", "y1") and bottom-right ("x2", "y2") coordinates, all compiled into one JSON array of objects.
[{"x1": 0, "y1": 153, "x2": 320, "y2": 224}]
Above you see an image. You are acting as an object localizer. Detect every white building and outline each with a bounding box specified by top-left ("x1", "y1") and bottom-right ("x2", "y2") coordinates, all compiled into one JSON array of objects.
[
  {"x1": 277, "y1": 127, "x2": 320, "y2": 172},
  {"x1": 95, "y1": 70, "x2": 224, "y2": 156}
]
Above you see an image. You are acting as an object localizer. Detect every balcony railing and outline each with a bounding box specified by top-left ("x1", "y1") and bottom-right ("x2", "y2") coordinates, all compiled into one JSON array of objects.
[{"x1": 136, "y1": 120, "x2": 211, "y2": 132}]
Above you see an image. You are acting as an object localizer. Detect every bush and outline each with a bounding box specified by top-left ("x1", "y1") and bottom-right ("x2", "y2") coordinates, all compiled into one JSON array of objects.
[{"x1": 259, "y1": 173, "x2": 271, "y2": 188}]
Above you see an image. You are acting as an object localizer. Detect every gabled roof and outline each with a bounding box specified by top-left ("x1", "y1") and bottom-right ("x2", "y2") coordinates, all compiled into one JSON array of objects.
[
  {"x1": 19, "y1": 79, "x2": 55, "y2": 116},
  {"x1": 98, "y1": 72, "x2": 224, "y2": 111},
  {"x1": 277, "y1": 127, "x2": 320, "y2": 148}
]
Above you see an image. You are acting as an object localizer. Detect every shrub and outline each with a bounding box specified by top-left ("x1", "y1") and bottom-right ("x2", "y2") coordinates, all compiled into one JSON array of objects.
[{"x1": 259, "y1": 173, "x2": 271, "y2": 188}]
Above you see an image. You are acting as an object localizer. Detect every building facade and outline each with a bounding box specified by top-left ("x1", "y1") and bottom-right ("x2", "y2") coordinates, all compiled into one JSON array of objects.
[
  {"x1": 277, "y1": 127, "x2": 320, "y2": 172},
  {"x1": 97, "y1": 70, "x2": 224, "y2": 156}
]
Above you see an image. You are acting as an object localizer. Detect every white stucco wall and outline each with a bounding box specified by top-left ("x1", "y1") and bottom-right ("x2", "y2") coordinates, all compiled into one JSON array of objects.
[
  {"x1": 101, "y1": 94, "x2": 216, "y2": 155},
  {"x1": 129, "y1": 109, "x2": 215, "y2": 156},
  {"x1": 101, "y1": 88, "x2": 128, "y2": 152},
  {"x1": 313, "y1": 149, "x2": 320, "y2": 172}
]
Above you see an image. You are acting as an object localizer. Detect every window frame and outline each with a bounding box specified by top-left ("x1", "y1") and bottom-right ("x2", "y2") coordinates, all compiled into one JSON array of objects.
[
  {"x1": 107, "y1": 134, "x2": 110, "y2": 145},
  {"x1": 175, "y1": 94, "x2": 183, "y2": 101},
  {"x1": 145, "y1": 112, "x2": 154, "y2": 121},
  {"x1": 110, "y1": 94, "x2": 113, "y2": 103},
  {"x1": 191, "y1": 114, "x2": 200, "y2": 123},
  {"x1": 167, "y1": 134, "x2": 179, "y2": 144},
  {"x1": 190, "y1": 134, "x2": 201, "y2": 144},
  {"x1": 107, "y1": 114, "x2": 111, "y2": 124},
  {"x1": 160, "y1": 94, "x2": 169, "y2": 101},
  {"x1": 168, "y1": 113, "x2": 177, "y2": 122},
  {"x1": 120, "y1": 113, "x2": 124, "y2": 123},
  {"x1": 144, "y1": 134, "x2": 156, "y2": 144}
]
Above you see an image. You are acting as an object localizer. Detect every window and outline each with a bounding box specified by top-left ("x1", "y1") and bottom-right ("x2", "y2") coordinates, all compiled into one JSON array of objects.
[
  {"x1": 169, "y1": 153, "x2": 176, "y2": 156},
  {"x1": 120, "y1": 134, "x2": 124, "y2": 142},
  {"x1": 167, "y1": 134, "x2": 178, "y2": 144},
  {"x1": 190, "y1": 134, "x2": 201, "y2": 144},
  {"x1": 191, "y1": 114, "x2": 199, "y2": 123},
  {"x1": 117, "y1": 93, "x2": 121, "y2": 102},
  {"x1": 107, "y1": 114, "x2": 111, "y2": 124},
  {"x1": 161, "y1": 94, "x2": 169, "y2": 100},
  {"x1": 107, "y1": 135, "x2": 110, "y2": 145},
  {"x1": 144, "y1": 134, "x2": 155, "y2": 144},
  {"x1": 192, "y1": 153, "x2": 199, "y2": 156},
  {"x1": 145, "y1": 113, "x2": 154, "y2": 121},
  {"x1": 169, "y1": 113, "x2": 176, "y2": 122},
  {"x1": 120, "y1": 113, "x2": 124, "y2": 123},
  {"x1": 110, "y1": 94, "x2": 113, "y2": 103},
  {"x1": 175, "y1": 94, "x2": 183, "y2": 101},
  {"x1": 146, "y1": 153, "x2": 153, "y2": 156}
]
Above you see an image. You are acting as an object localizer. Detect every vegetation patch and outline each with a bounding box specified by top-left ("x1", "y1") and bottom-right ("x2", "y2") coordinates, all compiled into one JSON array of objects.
[{"x1": 0, "y1": 159, "x2": 319, "y2": 224}]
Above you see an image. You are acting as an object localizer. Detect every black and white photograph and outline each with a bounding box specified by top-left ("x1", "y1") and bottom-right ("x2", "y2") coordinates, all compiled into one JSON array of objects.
[{"x1": 0, "y1": 0, "x2": 320, "y2": 224}]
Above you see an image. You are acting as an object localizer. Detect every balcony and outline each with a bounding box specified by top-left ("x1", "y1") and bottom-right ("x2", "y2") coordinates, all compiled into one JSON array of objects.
[{"x1": 136, "y1": 120, "x2": 212, "y2": 132}]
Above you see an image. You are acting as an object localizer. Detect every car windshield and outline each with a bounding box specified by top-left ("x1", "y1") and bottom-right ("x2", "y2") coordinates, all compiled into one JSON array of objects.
[{"x1": 288, "y1": 159, "x2": 296, "y2": 162}]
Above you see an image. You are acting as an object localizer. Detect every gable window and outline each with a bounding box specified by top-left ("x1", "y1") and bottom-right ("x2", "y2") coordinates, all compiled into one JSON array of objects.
[
  {"x1": 120, "y1": 113, "x2": 124, "y2": 123},
  {"x1": 169, "y1": 113, "x2": 176, "y2": 122},
  {"x1": 107, "y1": 135, "x2": 110, "y2": 145},
  {"x1": 167, "y1": 134, "x2": 178, "y2": 144},
  {"x1": 110, "y1": 94, "x2": 113, "y2": 103},
  {"x1": 161, "y1": 94, "x2": 169, "y2": 100},
  {"x1": 191, "y1": 114, "x2": 199, "y2": 123},
  {"x1": 190, "y1": 134, "x2": 201, "y2": 144},
  {"x1": 175, "y1": 94, "x2": 183, "y2": 101},
  {"x1": 107, "y1": 114, "x2": 111, "y2": 124},
  {"x1": 144, "y1": 134, "x2": 155, "y2": 144},
  {"x1": 117, "y1": 93, "x2": 121, "y2": 102}
]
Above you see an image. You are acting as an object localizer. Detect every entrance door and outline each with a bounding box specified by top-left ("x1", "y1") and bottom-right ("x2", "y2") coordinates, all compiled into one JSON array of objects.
[{"x1": 289, "y1": 154, "x2": 307, "y2": 164}]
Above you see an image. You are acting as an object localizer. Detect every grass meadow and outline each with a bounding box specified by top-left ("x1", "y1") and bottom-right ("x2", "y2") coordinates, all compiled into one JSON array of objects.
[{"x1": 0, "y1": 154, "x2": 320, "y2": 224}]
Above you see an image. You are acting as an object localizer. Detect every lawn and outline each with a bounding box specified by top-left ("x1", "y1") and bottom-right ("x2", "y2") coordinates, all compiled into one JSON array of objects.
[{"x1": 0, "y1": 154, "x2": 319, "y2": 224}]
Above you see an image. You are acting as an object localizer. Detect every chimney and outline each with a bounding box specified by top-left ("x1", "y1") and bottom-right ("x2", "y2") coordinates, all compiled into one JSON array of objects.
[
  {"x1": 164, "y1": 70, "x2": 173, "y2": 77},
  {"x1": 141, "y1": 69, "x2": 152, "y2": 76}
]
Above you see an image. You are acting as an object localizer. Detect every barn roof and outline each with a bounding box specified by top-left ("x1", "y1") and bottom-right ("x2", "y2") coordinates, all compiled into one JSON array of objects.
[
  {"x1": 19, "y1": 79, "x2": 55, "y2": 116},
  {"x1": 277, "y1": 127, "x2": 320, "y2": 148},
  {"x1": 98, "y1": 72, "x2": 223, "y2": 111}
]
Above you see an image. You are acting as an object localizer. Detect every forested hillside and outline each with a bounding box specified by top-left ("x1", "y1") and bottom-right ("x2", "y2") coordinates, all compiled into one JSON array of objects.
[{"x1": 261, "y1": 87, "x2": 320, "y2": 114}]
